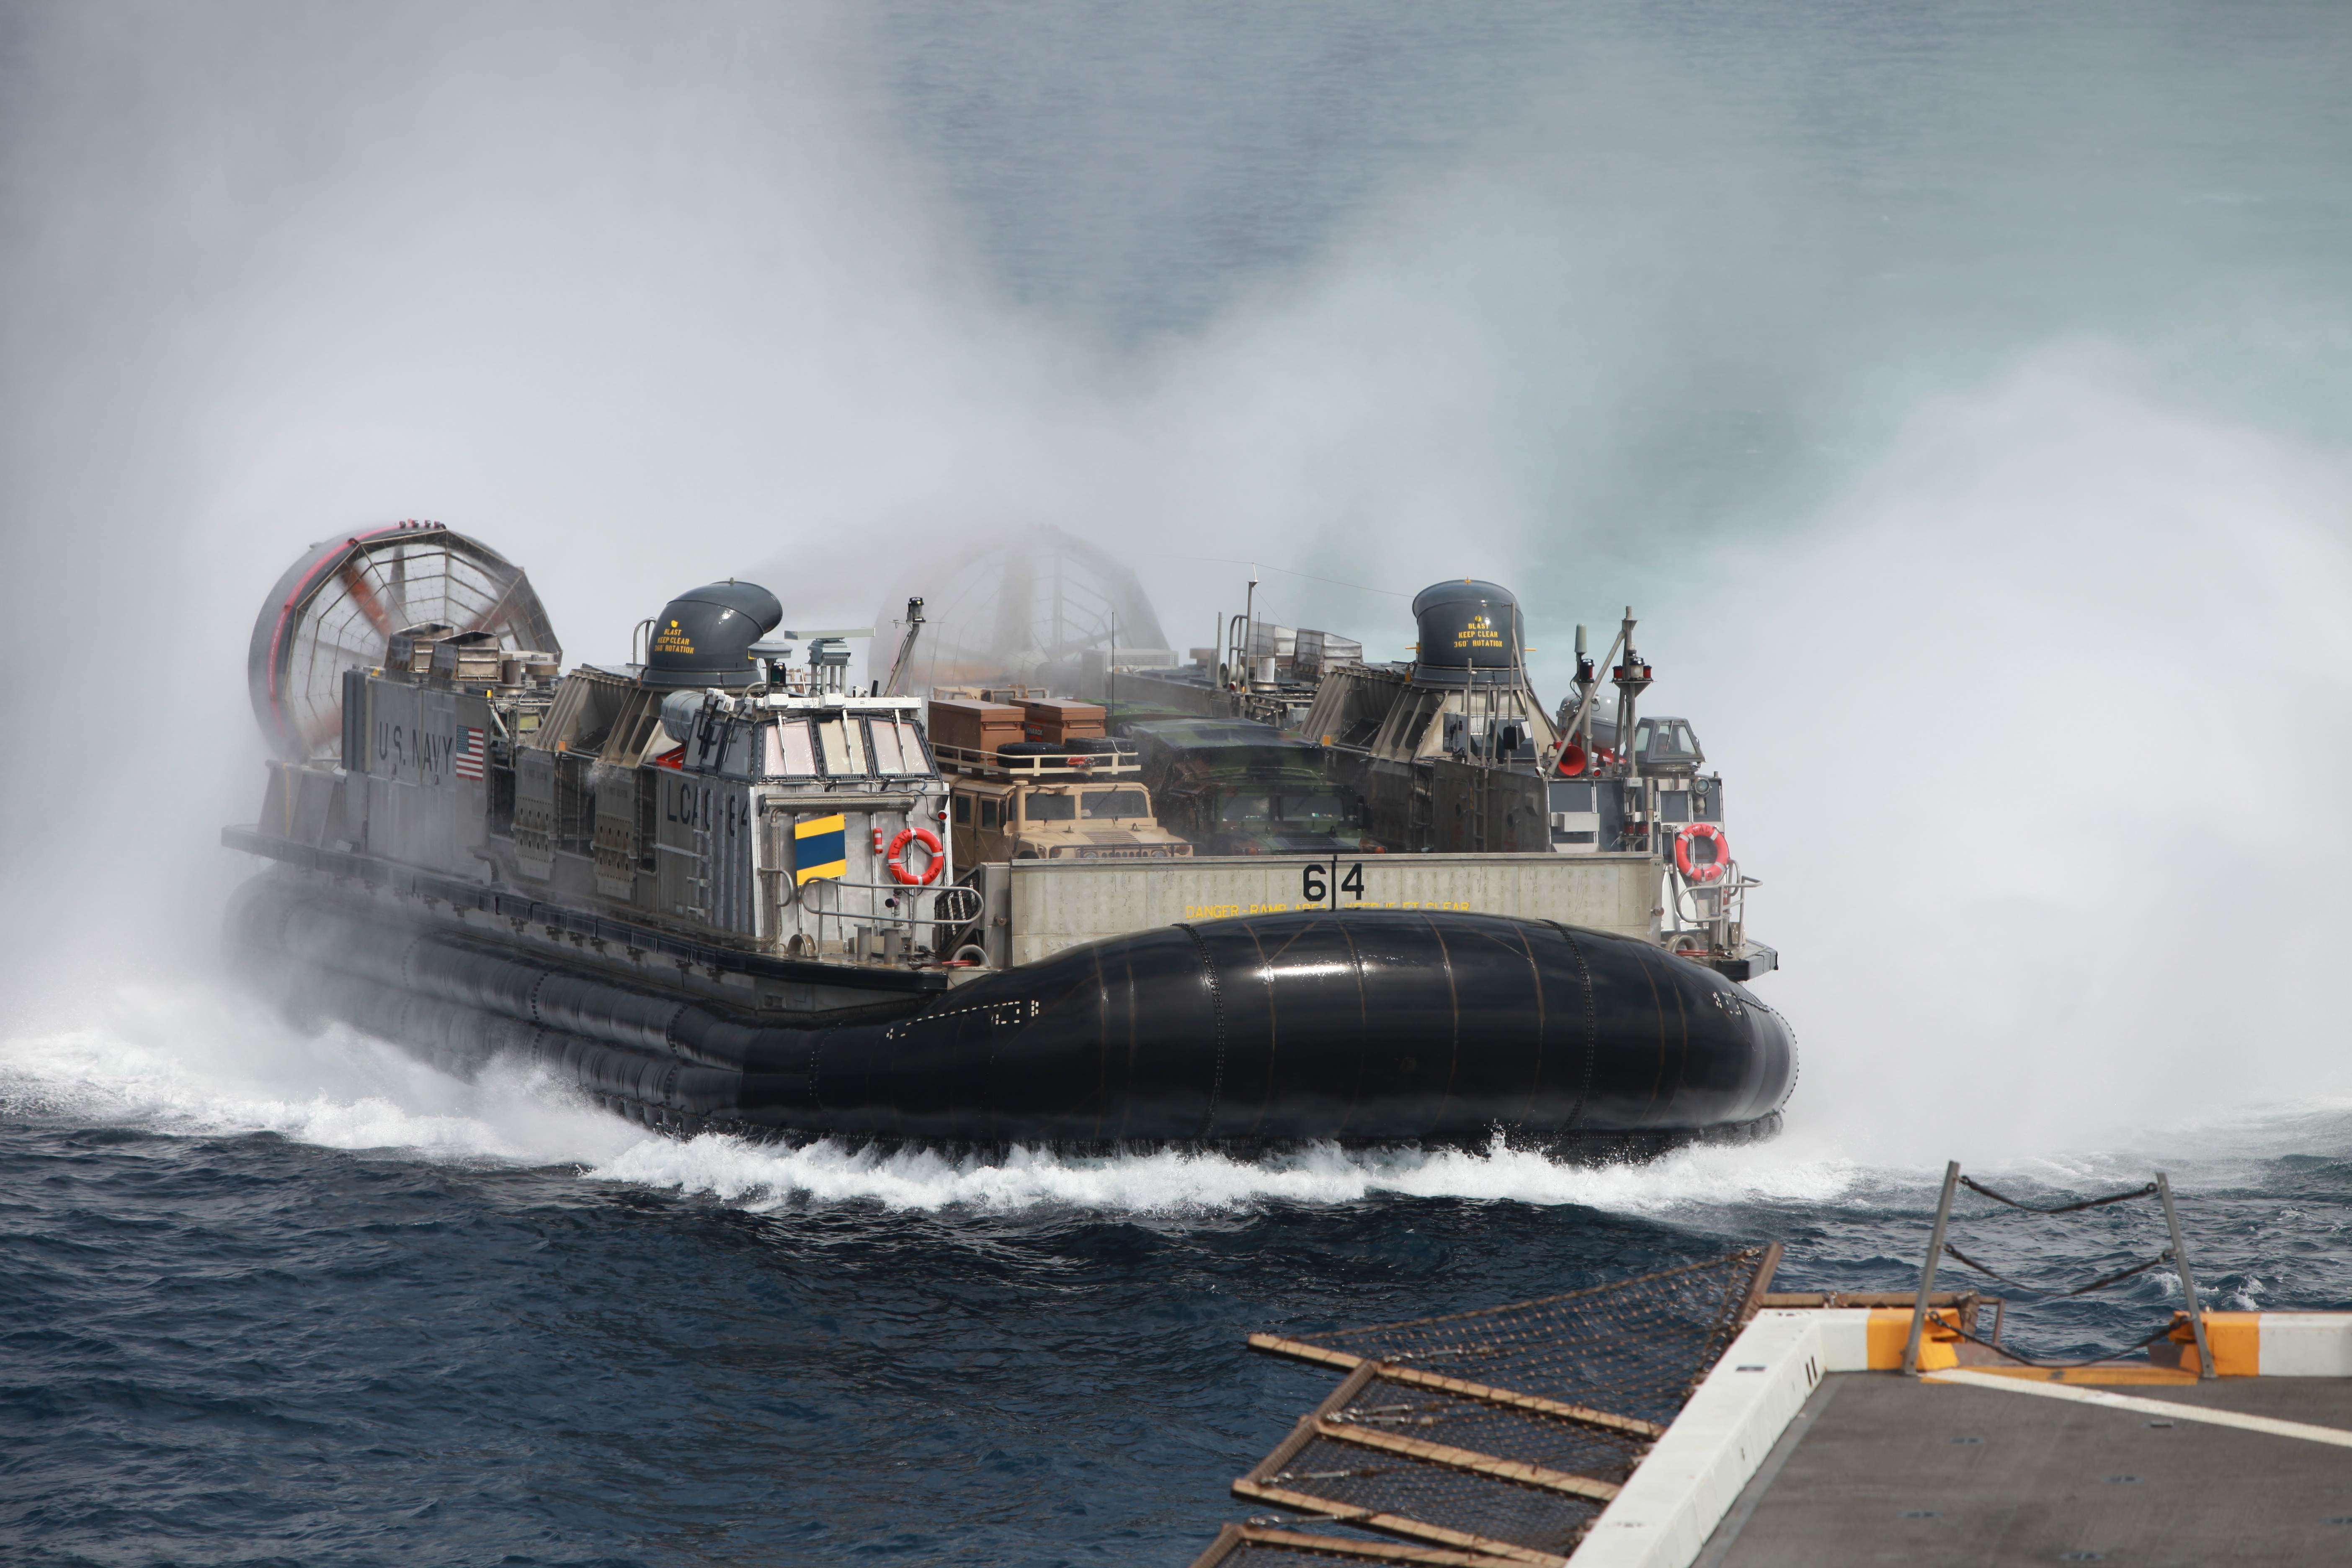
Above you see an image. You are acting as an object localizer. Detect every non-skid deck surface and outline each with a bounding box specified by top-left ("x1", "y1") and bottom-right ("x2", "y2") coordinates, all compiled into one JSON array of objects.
[{"x1": 1700, "y1": 1373, "x2": 2352, "y2": 1568}]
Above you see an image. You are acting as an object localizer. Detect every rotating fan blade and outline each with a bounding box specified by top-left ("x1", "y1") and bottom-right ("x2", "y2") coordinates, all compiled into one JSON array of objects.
[
  {"x1": 337, "y1": 557, "x2": 397, "y2": 640},
  {"x1": 248, "y1": 523, "x2": 562, "y2": 761}
]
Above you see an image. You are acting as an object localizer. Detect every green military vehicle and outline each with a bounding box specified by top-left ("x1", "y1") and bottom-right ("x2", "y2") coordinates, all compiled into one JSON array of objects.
[{"x1": 1119, "y1": 717, "x2": 1369, "y2": 856}]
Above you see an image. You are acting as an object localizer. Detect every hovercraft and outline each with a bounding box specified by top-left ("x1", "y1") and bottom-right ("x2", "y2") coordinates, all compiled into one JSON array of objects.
[{"x1": 225, "y1": 525, "x2": 1794, "y2": 1153}]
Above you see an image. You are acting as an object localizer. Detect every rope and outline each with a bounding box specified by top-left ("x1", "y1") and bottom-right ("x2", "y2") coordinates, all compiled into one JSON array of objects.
[
  {"x1": 1960, "y1": 1175, "x2": 2157, "y2": 1215},
  {"x1": 1942, "y1": 1243, "x2": 2174, "y2": 1299}
]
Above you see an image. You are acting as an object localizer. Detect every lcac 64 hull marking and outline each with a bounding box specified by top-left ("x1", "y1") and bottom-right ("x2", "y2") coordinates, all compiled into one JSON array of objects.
[{"x1": 230, "y1": 876, "x2": 1793, "y2": 1152}]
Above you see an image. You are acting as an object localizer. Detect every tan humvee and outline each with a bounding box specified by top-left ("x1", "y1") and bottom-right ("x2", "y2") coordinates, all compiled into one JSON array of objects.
[{"x1": 939, "y1": 753, "x2": 1194, "y2": 863}]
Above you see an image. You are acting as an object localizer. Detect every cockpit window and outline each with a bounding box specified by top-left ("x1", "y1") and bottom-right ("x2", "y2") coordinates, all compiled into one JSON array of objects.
[
  {"x1": 865, "y1": 718, "x2": 907, "y2": 774},
  {"x1": 765, "y1": 719, "x2": 819, "y2": 778},
  {"x1": 812, "y1": 714, "x2": 864, "y2": 775},
  {"x1": 716, "y1": 722, "x2": 760, "y2": 779},
  {"x1": 879, "y1": 719, "x2": 934, "y2": 775},
  {"x1": 864, "y1": 718, "x2": 932, "y2": 775}
]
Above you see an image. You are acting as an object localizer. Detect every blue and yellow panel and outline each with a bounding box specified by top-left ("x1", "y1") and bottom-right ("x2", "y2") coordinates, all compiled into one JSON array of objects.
[{"x1": 795, "y1": 814, "x2": 847, "y2": 885}]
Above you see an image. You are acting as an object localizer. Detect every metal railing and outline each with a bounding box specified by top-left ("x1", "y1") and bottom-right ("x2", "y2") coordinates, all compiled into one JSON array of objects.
[
  {"x1": 1665, "y1": 859, "x2": 1759, "y2": 957},
  {"x1": 790, "y1": 875, "x2": 983, "y2": 962},
  {"x1": 931, "y1": 741, "x2": 1141, "y2": 779},
  {"x1": 1904, "y1": 1160, "x2": 2213, "y2": 1378}
]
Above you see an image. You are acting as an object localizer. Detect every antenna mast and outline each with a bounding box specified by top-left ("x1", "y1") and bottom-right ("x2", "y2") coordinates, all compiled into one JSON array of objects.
[{"x1": 882, "y1": 597, "x2": 926, "y2": 696}]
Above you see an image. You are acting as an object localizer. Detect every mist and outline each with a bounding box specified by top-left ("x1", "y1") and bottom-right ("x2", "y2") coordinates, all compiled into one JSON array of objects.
[{"x1": 4, "y1": 1, "x2": 2350, "y2": 1168}]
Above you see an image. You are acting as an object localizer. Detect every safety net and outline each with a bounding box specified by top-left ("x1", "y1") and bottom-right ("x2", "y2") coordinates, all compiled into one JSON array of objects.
[{"x1": 1190, "y1": 1248, "x2": 1779, "y2": 1568}]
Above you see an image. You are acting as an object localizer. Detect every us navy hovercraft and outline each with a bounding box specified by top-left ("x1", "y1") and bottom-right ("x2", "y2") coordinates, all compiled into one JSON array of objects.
[{"x1": 225, "y1": 525, "x2": 1794, "y2": 1154}]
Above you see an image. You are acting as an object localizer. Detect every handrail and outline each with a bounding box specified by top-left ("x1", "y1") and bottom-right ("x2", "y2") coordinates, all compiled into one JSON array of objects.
[
  {"x1": 1663, "y1": 858, "x2": 1758, "y2": 957},
  {"x1": 793, "y1": 875, "x2": 983, "y2": 962},
  {"x1": 1904, "y1": 1161, "x2": 2212, "y2": 1378},
  {"x1": 932, "y1": 741, "x2": 1142, "y2": 779}
]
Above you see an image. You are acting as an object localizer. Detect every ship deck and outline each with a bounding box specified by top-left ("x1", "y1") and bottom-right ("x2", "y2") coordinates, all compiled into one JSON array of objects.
[{"x1": 1696, "y1": 1370, "x2": 2352, "y2": 1567}]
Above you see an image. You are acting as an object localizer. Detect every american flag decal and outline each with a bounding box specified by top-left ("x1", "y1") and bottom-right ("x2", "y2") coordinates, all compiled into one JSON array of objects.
[{"x1": 454, "y1": 725, "x2": 485, "y2": 781}]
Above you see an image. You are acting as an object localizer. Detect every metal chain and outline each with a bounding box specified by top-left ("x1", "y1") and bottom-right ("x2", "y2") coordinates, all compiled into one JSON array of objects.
[
  {"x1": 1942, "y1": 1242, "x2": 2175, "y2": 1299},
  {"x1": 1959, "y1": 1175, "x2": 2158, "y2": 1215}
]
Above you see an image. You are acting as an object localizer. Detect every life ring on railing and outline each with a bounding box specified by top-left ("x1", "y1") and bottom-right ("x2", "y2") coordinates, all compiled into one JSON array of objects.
[
  {"x1": 886, "y1": 826, "x2": 944, "y2": 886},
  {"x1": 1674, "y1": 822, "x2": 1730, "y2": 885}
]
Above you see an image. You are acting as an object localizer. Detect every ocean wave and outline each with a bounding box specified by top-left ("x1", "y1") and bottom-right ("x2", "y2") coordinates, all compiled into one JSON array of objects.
[
  {"x1": 0, "y1": 978, "x2": 639, "y2": 1166},
  {"x1": 578, "y1": 1128, "x2": 1871, "y2": 1217},
  {"x1": 0, "y1": 979, "x2": 1869, "y2": 1215},
  {"x1": 7, "y1": 977, "x2": 2343, "y2": 1220}
]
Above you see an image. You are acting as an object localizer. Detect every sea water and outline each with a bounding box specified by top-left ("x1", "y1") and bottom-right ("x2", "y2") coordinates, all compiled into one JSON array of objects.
[{"x1": 3, "y1": 987, "x2": 2347, "y2": 1565}]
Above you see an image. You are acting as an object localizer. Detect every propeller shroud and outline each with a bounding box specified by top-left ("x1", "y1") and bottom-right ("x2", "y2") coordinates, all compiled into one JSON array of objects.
[{"x1": 246, "y1": 521, "x2": 560, "y2": 761}]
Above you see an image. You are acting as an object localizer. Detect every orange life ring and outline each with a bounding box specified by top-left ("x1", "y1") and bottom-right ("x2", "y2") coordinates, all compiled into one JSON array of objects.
[
  {"x1": 887, "y1": 825, "x2": 944, "y2": 886},
  {"x1": 1674, "y1": 822, "x2": 1730, "y2": 884}
]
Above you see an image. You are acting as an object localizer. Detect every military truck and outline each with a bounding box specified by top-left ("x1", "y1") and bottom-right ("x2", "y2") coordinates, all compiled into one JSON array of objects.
[
  {"x1": 936, "y1": 750, "x2": 1194, "y2": 862},
  {"x1": 929, "y1": 694, "x2": 1194, "y2": 863},
  {"x1": 1121, "y1": 717, "x2": 1367, "y2": 856}
]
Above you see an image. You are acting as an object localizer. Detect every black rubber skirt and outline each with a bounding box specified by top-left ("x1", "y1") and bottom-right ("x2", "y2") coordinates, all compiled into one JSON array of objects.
[{"x1": 229, "y1": 877, "x2": 1795, "y2": 1153}]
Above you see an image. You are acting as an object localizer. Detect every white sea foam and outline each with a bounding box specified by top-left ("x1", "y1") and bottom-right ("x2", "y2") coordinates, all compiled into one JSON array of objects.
[
  {"x1": 7, "y1": 962, "x2": 2342, "y2": 1220},
  {"x1": 0, "y1": 971, "x2": 1870, "y2": 1215},
  {"x1": 576, "y1": 1124, "x2": 1871, "y2": 1217},
  {"x1": 576, "y1": 1095, "x2": 2348, "y2": 1219},
  {"x1": 0, "y1": 976, "x2": 640, "y2": 1167}
]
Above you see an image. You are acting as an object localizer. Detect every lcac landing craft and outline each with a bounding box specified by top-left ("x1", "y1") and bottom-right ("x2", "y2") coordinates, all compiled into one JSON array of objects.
[{"x1": 224, "y1": 524, "x2": 1794, "y2": 1154}]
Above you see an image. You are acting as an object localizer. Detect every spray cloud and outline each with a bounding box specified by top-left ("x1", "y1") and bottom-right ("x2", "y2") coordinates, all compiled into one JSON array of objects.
[{"x1": 3, "y1": 2, "x2": 2349, "y2": 1172}]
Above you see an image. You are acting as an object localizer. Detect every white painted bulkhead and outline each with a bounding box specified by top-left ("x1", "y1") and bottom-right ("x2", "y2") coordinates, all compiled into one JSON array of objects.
[{"x1": 1005, "y1": 851, "x2": 1661, "y2": 966}]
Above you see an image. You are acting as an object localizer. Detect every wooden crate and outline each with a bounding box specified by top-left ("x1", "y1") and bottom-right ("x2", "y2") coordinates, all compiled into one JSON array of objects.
[
  {"x1": 928, "y1": 697, "x2": 1025, "y2": 753},
  {"x1": 1019, "y1": 697, "x2": 1106, "y2": 744}
]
